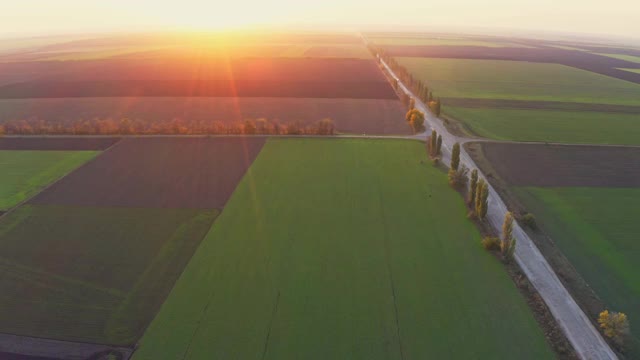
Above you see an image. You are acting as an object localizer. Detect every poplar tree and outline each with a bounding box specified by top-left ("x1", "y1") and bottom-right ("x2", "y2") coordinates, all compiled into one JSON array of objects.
[
  {"x1": 501, "y1": 212, "x2": 517, "y2": 261},
  {"x1": 430, "y1": 130, "x2": 437, "y2": 156},
  {"x1": 469, "y1": 169, "x2": 478, "y2": 205},
  {"x1": 436, "y1": 135, "x2": 442, "y2": 155},
  {"x1": 451, "y1": 142, "x2": 460, "y2": 170},
  {"x1": 435, "y1": 99, "x2": 442, "y2": 117},
  {"x1": 476, "y1": 179, "x2": 489, "y2": 220}
]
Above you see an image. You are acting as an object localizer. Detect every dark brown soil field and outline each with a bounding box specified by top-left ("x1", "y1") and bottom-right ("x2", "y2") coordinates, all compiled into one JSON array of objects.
[
  {"x1": 473, "y1": 142, "x2": 640, "y2": 187},
  {"x1": 0, "y1": 137, "x2": 121, "y2": 150},
  {"x1": 0, "y1": 79, "x2": 396, "y2": 99},
  {"x1": 441, "y1": 98, "x2": 640, "y2": 113},
  {"x1": 380, "y1": 46, "x2": 640, "y2": 83},
  {"x1": 0, "y1": 57, "x2": 388, "y2": 83},
  {"x1": 0, "y1": 58, "x2": 395, "y2": 99},
  {"x1": 568, "y1": 45, "x2": 640, "y2": 57},
  {"x1": 0, "y1": 97, "x2": 409, "y2": 135},
  {"x1": 0, "y1": 353, "x2": 57, "y2": 360},
  {"x1": 30, "y1": 137, "x2": 266, "y2": 208}
]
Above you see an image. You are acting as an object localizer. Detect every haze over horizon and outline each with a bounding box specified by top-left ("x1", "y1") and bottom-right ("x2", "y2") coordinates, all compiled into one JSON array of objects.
[{"x1": 1, "y1": 0, "x2": 639, "y2": 41}]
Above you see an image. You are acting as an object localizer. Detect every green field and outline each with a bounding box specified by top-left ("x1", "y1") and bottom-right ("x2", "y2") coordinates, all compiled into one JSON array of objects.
[
  {"x1": 0, "y1": 151, "x2": 97, "y2": 210},
  {"x1": 396, "y1": 57, "x2": 640, "y2": 105},
  {"x1": 598, "y1": 53, "x2": 640, "y2": 64},
  {"x1": 370, "y1": 36, "x2": 526, "y2": 48},
  {"x1": 444, "y1": 107, "x2": 640, "y2": 145},
  {"x1": 133, "y1": 139, "x2": 553, "y2": 359},
  {"x1": 0, "y1": 205, "x2": 217, "y2": 345},
  {"x1": 620, "y1": 68, "x2": 640, "y2": 74},
  {"x1": 514, "y1": 187, "x2": 640, "y2": 357}
]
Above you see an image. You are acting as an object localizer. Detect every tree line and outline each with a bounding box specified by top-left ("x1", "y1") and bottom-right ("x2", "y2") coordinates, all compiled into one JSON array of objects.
[
  {"x1": 369, "y1": 45, "x2": 442, "y2": 116},
  {"x1": 0, "y1": 117, "x2": 336, "y2": 136},
  {"x1": 436, "y1": 138, "x2": 632, "y2": 350}
]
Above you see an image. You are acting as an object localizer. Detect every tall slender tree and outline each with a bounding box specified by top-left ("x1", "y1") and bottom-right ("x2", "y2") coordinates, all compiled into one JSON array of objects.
[
  {"x1": 433, "y1": 99, "x2": 442, "y2": 117},
  {"x1": 451, "y1": 142, "x2": 460, "y2": 171},
  {"x1": 436, "y1": 135, "x2": 442, "y2": 155},
  {"x1": 430, "y1": 130, "x2": 437, "y2": 156},
  {"x1": 476, "y1": 179, "x2": 489, "y2": 220},
  {"x1": 501, "y1": 212, "x2": 517, "y2": 261},
  {"x1": 469, "y1": 169, "x2": 478, "y2": 205}
]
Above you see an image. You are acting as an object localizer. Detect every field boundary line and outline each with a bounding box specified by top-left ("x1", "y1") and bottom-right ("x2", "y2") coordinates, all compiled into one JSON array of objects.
[
  {"x1": 376, "y1": 55, "x2": 618, "y2": 360},
  {"x1": 261, "y1": 290, "x2": 281, "y2": 360},
  {"x1": 375, "y1": 176, "x2": 405, "y2": 360},
  {"x1": 0, "y1": 331, "x2": 132, "y2": 360}
]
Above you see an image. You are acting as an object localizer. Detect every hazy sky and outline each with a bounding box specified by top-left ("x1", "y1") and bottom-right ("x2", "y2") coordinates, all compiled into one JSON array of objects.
[{"x1": 1, "y1": 0, "x2": 638, "y2": 39}]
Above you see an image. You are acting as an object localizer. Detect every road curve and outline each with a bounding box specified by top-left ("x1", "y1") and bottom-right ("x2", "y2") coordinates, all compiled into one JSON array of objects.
[{"x1": 377, "y1": 56, "x2": 618, "y2": 360}]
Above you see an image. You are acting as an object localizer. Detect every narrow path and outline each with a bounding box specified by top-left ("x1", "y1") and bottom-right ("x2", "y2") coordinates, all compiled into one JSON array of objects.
[
  {"x1": 378, "y1": 57, "x2": 618, "y2": 360},
  {"x1": 0, "y1": 332, "x2": 131, "y2": 360}
]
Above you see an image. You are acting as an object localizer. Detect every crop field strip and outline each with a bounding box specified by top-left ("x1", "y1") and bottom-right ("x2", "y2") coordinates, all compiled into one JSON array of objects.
[
  {"x1": 478, "y1": 143, "x2": 640, "y2": 187},
  {"x1": 366, "y1": 36, "x2": 528, "y2": 47},
  {"x1": 386, "y1": 57, "x2": 640, "y2": 144},
  {"x1": 393, "y1": 57, "x2": 640, "y2": 104},
  {"x1": 0, "y1": 58, "x2": 396, "y2": 99},
  {"x1": 0, "y1": 137, "x2": 267, "y2": 347},
  {"x1": 31, "y1": 137, "x2": 267, "y2": 208},
  {"x1": 0, "y1": 32, "x2": 367, "y2": 62},
  {"x1": 0, "y1": 205, "x2": 219, "y2": 345},
  {"x1": 440, "y1": 98, "x2": 640, "y2": 113},
  {"x1": 0, "y1": 137, "x2": 121, "y2": 150},
  {"x1": 132, "y1": 138, "x2": 554, "y2": 360},
  {"x1": 376, "y1": 45, "x2": 640, "y2": 83},
  {"x1": 471, "y1": 142, "x2": 640, "y2": 358},
  {"x1": 444, "y1": 107, "x2": 640, "y2": 145},
  {"x1": 0, "y1": 97, "x2": 410, "y2": 135}
]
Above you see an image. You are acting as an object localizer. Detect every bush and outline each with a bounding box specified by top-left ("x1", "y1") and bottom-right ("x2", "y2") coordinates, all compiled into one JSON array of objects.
[
  {"x1": 466, "y1": 210, "x2": 477, "y2": 220},
  {"x1": 405, "y1": 109, "x2": 425, "y2": 133},
  {"x1": 598, "y1": 310, "x2": 630, "y2": 347},
  {"x1": 521, "y1": 213, "x2": 537, "y2": 230},
  {"x1": 481, "y1": 236, "x2": 500, "y2": 251},
  {"x1": 448, "y1": 165, "x2": 468, "y2": 189}
]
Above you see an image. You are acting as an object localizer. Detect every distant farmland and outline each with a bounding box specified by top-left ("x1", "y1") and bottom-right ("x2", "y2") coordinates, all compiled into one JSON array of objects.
[
  {"x1": 394, "y1": 57, "x2": 640, "y2": 104},
  {"x1": 367, "y1": 36, "x2": 526, "y2": 48},
  {"x1": 0, "y1": 97, "x2": 410, "y2": 135},
  {"x1": 133, "y1": 139, "x2": 554, "y2": 360},
  {"x1": 469, "y1": 142, "x2": 640, "y2": 358},
  {"x1": 0, "y1": 33, "x2": 408, "y2": 136},
  {"x1": 0, "y1": 58, "x2": 394, "y2": 99},
  {"x1": 0, "y1": 32, "x2": 371, "y2": 62},
  {"x1": 387, "y1": 57, "x2": 640, "y2": 144}
]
